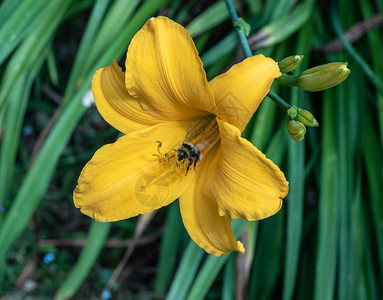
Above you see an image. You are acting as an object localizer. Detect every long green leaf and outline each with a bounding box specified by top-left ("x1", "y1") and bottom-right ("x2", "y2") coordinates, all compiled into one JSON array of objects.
[
  {"x1": 154, "y1": 201, "x2": 184, "y2": 296},
  {"x1": 186, "y1": 1, "x2": 229, "y2": 37},
  {"x1": 62, "y1": 0, "x2": 110, "y2": 108},
  {"x1": 313, "y1": 89, "x2": 338, "y2": 300},
  {"x1": 0, "y1": 0, "x2": 71, "y2": 111},
  {"x1": 0, "y1": 0, "x2": 49, "y2": 65},
  {"x1": 55, "y1": 222, "x2": 111, "y2": 300},
  {"x1": 282, "y1": 19, "x2": 312, "y2": 300}
]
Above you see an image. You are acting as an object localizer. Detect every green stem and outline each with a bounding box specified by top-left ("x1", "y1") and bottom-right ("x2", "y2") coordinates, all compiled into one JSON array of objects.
[
  {"x1": 224, "y1": 0, "x2": 292, "y2": 111},
  {"x1": 331, "y1": 0, "x2": 383, "y2": 96},
  {"x1": 268, "y1": 90, "x2": 291, "y2": 111},
  {"x1": 224, "y1": 0, "x2": 252, "y2": 58}
]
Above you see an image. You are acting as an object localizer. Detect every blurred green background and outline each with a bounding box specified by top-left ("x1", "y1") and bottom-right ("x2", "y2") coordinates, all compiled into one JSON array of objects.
[{"x1": 0, "y1": 0, "x2": 382, "y2": 299}]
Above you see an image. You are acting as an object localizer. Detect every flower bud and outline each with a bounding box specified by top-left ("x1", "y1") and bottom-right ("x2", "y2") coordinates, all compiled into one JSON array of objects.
[
  {"x1": 295, "y1": 62, "x2": 350, "y2": 92},
  {"x1": 287, "y1": 120, "x2": 306, "y2": 142},
  {"x1": 278, "y1": 55, "x2": 304, "y2": 73},
  {"x1": 295, "y1": 108, "x2": 319, "y2": 127},
  {"x1": 287, "y1": 107, "x2": 297, "y2": 119}
]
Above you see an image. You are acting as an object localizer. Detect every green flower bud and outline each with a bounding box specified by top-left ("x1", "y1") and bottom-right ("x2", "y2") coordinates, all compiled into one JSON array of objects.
[
  {"x1": 287, "y1": 120, "x2": 306, "y2": 142},
  {"x1": 295, "y1": 108, "x2": 319, "y2": 127},
  {"x1": 287, "y1": 107, "x2": 297, "y2": 119},
  {"x1": 295, "y1": 62, "x2": 350, "y2": 92},
  {"x1": 278, "y1": 55, "x2": 304, "y2": 73}
]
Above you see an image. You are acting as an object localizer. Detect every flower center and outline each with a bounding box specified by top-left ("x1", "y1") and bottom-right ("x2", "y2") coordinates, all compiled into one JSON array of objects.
[{"x1": 153, "y1": 116, "x2": 219, "y2": 176}]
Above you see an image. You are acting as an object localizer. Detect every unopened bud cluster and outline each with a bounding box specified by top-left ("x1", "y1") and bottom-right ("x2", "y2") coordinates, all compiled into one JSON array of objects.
[
  {"x1": 286, "y1": 106, "x2": 318, "y2": 142},
  {"x1": 276, "y1": 55, "x2": 350, "y2": 141}
]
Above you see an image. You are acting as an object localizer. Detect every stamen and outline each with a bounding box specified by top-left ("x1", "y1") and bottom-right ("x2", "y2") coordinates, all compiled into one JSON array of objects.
[
  {"x1": 156, "y1": 141, "x2": 165, "y2": 156},
  {"x1": 153, "y1": 141, "x2": 187, "y2": 177}
]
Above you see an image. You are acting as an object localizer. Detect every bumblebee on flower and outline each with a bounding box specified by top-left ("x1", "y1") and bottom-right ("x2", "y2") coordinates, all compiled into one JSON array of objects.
[{"x1": 74, "y1": 16, "x2": 289, "y2": 256}]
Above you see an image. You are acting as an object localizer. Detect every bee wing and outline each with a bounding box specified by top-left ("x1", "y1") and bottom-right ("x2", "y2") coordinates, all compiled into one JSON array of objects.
[
  {"x1": 184, "y1": 117, "x2": 214, "y2": 144},
  {"x1": 183, "y1": 125, "x2": 193, "y2": 144}
]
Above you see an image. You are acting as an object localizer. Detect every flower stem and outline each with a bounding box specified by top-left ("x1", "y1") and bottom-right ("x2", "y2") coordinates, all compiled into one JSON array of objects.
[
  {"x1": 224, "y1": 0, "x2": 292, "y2": 110},
  {"x1": 224, "y1": 0, "x2": 253, "y2": 58},
  {"x1": 268, "y1": 90, "x2": 291, "y2": 111}
]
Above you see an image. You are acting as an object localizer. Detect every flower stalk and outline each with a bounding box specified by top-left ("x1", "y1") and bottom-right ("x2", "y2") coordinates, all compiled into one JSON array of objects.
[{"x1": 224, "y1": 0, "x2": 292, "y2": 112}]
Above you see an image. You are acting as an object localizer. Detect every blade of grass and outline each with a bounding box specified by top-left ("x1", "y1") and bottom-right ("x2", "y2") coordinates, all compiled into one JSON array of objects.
[
  {"x1": 0, "y1": 0, "x2": 71, "y2": 111},
  {"x1": 201, "y1": 31, "x2": 237, "y2": 69},
  {"x1": 154, "y1": 201, "x2": 184, "y2": 296},
  {"x1": 62, "y1": 0, "x2": 110, "y2": 108},
  {"x1": 184, "y1": 220, "x2": 246, "y2": 300},
  {"x1": 186, "y1": 0, "x2": 229, "y2": 37},
  {"x1": 351, "y1": 163, "x2": 364, "y2": 298},
  {"x1": 47, "y1": 47, "x2": 59, "y2": 86},
  {"x1": 260, "y1": 0, "x2": 297, "y2": 24},
  {"x1": 0, "y1": 0, "x2": 50, "y2": 65},
  {"x1": 0, "y1": 75, "x2": 28, "y2": 207},
  {"x1": 331, "y1": 0, "x2": 383, "y2": 96},
  {"x1": 282, "y1": 19, "x2": 312, "y2": 300},
  {"x1": 362, "y1": 105, "x2": 383, "y2": 284},
  {"x1": 313, "y1": 89, "x2": 338, "y2": 300},
  {"x1": 250, "y1": 0, "x2": 314, "y2": 50},
  {"x1": 359, "y1": 0, "x2": 383, "y2": 156},
  {"x1": 235, "y1": 221, "x2": 258, "y2": 300},
  {"x1": 360, "y1": 200, "x2": 380, "y2": 300},
  {"x1": 336, "y1": 74, "x2": 353, "y2": 300},
  {"x1": 268, "y1": 0, "x2": 297, "y2": 22},
  {"x1": 0, "y1": 48, "x2": 48, "y2": 223},
  {"x1": 222, "y1": 254, "x2": 236, "y2": 300},
  {"x1": 166, "y1": 242, "x2": 204, "y2": 300},
  {"x1": 83, "y1": 0, "x2": 141, "y2": 75},
  {"x1": 0, "y1": 0, "x2": 22, "y2": 21},
  {"x1": 55, "y1": 221, "x2": 111, "y2": 300}
]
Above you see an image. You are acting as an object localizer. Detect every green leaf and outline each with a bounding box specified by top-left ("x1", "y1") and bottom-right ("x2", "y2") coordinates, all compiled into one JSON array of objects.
[
  {"x1": 186, "y1": 1, "x2": 229, "y2": 37},
  {"x1": 55, "y1": 222, "x2": 111, "y2": 300},
  {"x1": 234, "y1": 18, "x2": 251, "y2": 36}
]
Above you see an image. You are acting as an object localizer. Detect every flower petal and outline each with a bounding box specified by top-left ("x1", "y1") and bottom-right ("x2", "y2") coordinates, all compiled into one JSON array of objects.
[
  {"x1": 179, "y1": 147, "x2": 245, "y2": 256},
  {"x1": 74, "y1": 122, "x2": 195, "y2": 222},
  {"x1": 210, "y1": 120, "x2": 289, "y2": 221},
  {"x1": 92, "y1": 61, "x2": 158, "y2": 134},
  {"x1": 125, "y1": 16, "x2": 215, "y2": 121},
  {"x1": 209, "y1": 55, "x2": 281, "y2": 131}
]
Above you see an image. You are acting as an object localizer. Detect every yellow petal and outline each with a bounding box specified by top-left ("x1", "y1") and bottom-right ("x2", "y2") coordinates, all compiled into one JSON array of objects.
[
  {"x1": 92, "y1": 61, "x2": 158, "y2": 134},
  {"x1": 179, "y1": 147, "x2": 245, "y2": 256},
  {"x1": 74, "y1": 122, "x2": 195, "y2": 222},
  {"x1": 125, "y1": 16, "x2": 215, "y2": 121},
  {"x1": 210, "y1": 120, "x2": 289, "y2": 221},
  {"x1": 209, "y1": 55, "x2": 281, "y2": 131}
]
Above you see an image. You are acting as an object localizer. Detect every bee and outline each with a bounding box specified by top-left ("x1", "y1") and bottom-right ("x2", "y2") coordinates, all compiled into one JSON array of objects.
[
  {"x1": 155, "y1": 117, "x2": 218, "y2": 175},
  {"x1": 176, "y1": 118, "x2": 220, "y2": 175},
  {"x1": 176, "y1": 142, "x2": 202, "y2": 175}
]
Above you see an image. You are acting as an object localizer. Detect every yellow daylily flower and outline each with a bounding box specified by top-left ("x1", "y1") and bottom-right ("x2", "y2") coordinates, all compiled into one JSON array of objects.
[{"x1": 74, "y1": 16, "x2": 289, "y2": 256}]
